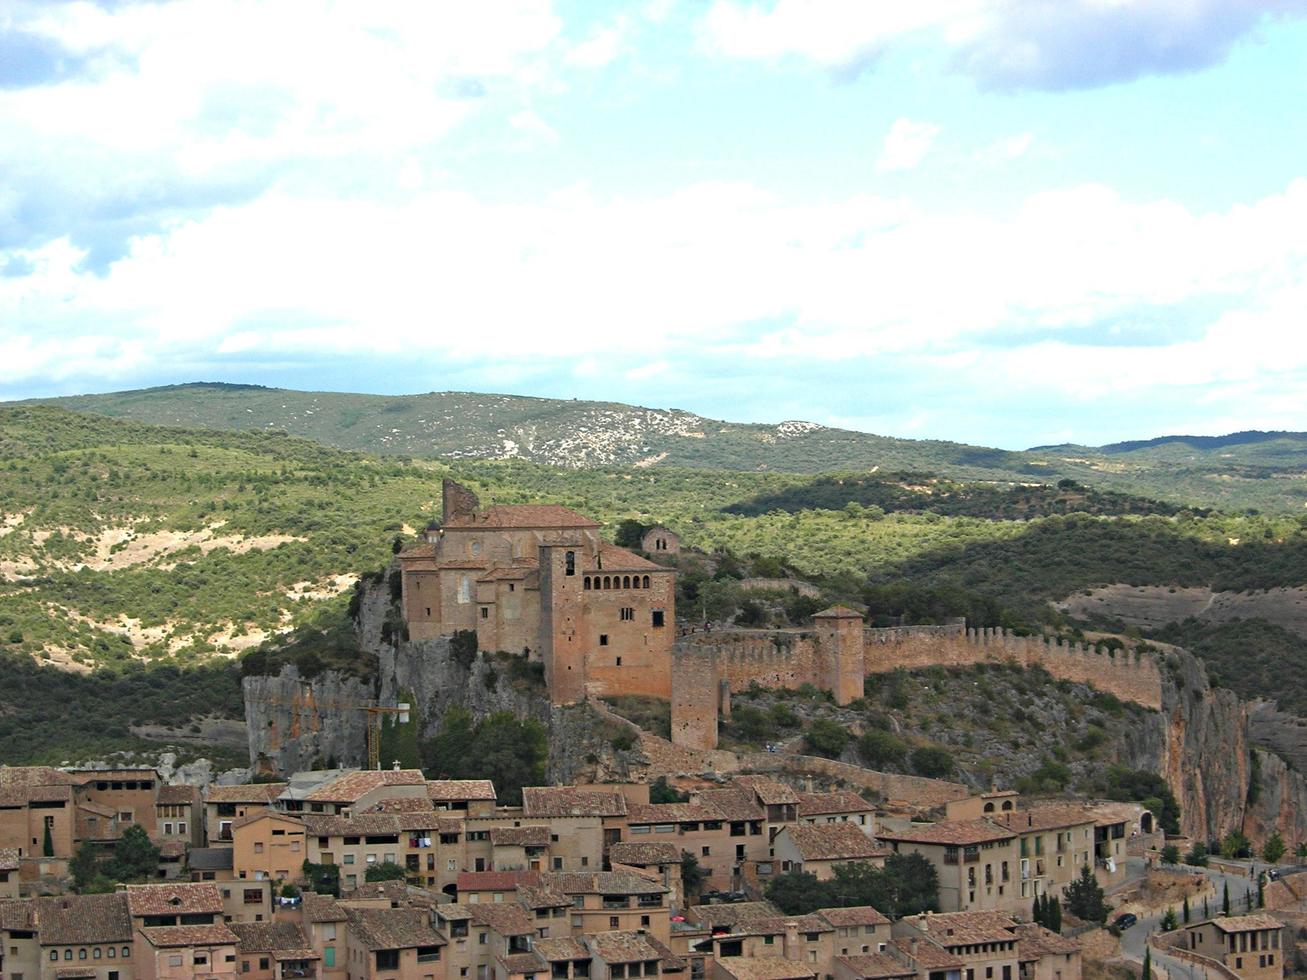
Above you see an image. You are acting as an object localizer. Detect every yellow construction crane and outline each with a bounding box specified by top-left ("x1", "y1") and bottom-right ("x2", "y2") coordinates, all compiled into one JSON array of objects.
[{"x1": 359, "y1": 703, "x2": 411, "y2": 771}]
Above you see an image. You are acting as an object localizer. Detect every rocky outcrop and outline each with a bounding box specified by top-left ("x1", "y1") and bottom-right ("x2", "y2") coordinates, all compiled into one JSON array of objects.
[{"x1": 1058, "y1": 584, "x2": 1307, "y2": 638}]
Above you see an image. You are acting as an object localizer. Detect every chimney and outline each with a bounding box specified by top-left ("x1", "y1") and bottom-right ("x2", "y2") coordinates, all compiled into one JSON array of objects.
[{"x1": 784, "y1": 920, "x2": 800, "y2": 961}]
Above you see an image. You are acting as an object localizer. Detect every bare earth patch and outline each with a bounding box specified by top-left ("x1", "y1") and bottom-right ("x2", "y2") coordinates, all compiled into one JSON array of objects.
[
  {"x1": 1057, "y1": 584, "x2": 1307, "y2": 639},
  {"x1": 286, "y1": 573, "x2": 359, "y2": 603}
]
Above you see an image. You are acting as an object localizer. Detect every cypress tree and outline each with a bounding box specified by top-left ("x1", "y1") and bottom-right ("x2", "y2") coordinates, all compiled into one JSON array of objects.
[
  {"x1": 1050, "y1": 896, "x2": 1063, "y2": 933},
  {"x1": 1223, "y1": 881, "x2": 1231, "y2": 916},
  {"x1": 1182, "y1": 896, "x2": 1190, "y2": 924},
  {"x1": 1143, "y1": 946, "x2": 1152, "y2": 980},
  {"x1": 42, "y1": 821, "x2": 53, "y2": 857},
  {"x1": 1033, "y1": 896, "x2": 1042, "y2": 925},
  {"x1": 1257, "y1": 878, "x2": 1264, "y2": 908},
  {"x1": 1204, "y1": 896, "x2": 1210, "y2": 918}
]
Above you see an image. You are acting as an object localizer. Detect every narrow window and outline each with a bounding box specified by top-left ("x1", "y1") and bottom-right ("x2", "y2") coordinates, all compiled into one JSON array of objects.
[
  {"x1": 642, "y1": 575, "x2": 650, "y2": 589},
  {"x1": 623, "y1": 575, "x2": 631, "y2": 588},
  {"x1": 599, "y1": 635, "x2": 609, "y2": 646},
  {"x1": 584, "y1": 577, "x2": 592, "y2": 590},
  {"x1": 652, "y1": 610, "x2": 664, "y2": 628},
  {"x1": 565, "y1": 551, "x2": 575, "y2": 576}
]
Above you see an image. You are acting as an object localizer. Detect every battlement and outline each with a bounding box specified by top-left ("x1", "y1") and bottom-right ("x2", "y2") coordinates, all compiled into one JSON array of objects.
[{"x1": 669, "y1": 616, "x2": 1164, "y2": 750}]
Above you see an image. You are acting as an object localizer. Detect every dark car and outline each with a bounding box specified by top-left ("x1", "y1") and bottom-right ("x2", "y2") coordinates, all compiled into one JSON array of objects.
[{"x1": 1114, "y1": 913, "x2": 1138, "y2": 930}]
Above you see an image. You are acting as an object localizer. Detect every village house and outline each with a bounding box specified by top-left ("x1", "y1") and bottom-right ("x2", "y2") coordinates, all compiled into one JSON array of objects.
[
  {"x1": 989, "y1": 808, "x2": 1097, "y2": 904},
  {"x1": 520, "y1": 787, "x2": 630, "y2": 873},
  {"x1": 796, "y1": 791, "x2": 876, "y2": 830},
  {"x1": 205, "y1": 784, "x2": 287, "y2": 847},
  {"x1": 607, "y1": 841, "x2": 684, "y2": 912},
  {"x1": 231, "y1": 811, "x2": 308, "y2": 883},
  {"x1": 341, "y1": 905, "x2": 447, "y2": 980},
  {"x1": 876, "y1": 822, "x2": 1020, "y2": 914},
  {"x1": 0, "y1": 847, "x2": 19, "y2": 899},
  {"x1": 154, "y1": 784, "x2": 201, "y2": 851},
  {"x1": 893, "y1": 911, "x2": 1021, "y2": 980},
  {"x1": 1175, "y1": 914, "x2": 1284, "y2": 980},
  {"x1": 228, "y1": 921, "x2": 320, "y2": 980},
  {"x1": 771, "y1": 824, "x2": 890, "y2": 880}
]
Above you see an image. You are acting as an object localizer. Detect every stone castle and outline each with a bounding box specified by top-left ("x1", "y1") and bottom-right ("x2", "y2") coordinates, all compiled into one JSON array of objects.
[{"x1": 400, "y1": 483, "x2": 1163, "y2": 750}]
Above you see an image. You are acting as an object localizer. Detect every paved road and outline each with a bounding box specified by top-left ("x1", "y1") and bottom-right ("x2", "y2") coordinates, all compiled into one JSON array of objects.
[{"x1": 1115, "y1": 858, "x2": 1264, "y2": 978}]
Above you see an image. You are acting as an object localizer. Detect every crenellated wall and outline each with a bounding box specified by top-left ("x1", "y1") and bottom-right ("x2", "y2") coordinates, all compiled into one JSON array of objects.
[{"x1": 670, "y1": 619, "x2": 1165, "y2": 750}]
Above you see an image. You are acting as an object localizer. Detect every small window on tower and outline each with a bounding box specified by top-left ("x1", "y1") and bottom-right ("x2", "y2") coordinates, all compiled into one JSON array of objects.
[
  {"x1": 481, "y1": 607, "x2": 489, "y2": 619},
  {"x1": 599, "y1": 635, "x2": 609, "y2": 646},
  {"x1": 565, "y1": 551, "x2": 575, "y2": 576},
  {"x1": 651, "y1": 610, "x2": 665, "y2": 628}
]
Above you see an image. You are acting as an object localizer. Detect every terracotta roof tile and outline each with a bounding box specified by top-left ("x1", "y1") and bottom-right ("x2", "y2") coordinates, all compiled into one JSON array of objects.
[
  {"x1": 0, "y1": 848, "x2": 18, "y2": 871},
  {"x1": 686, "y1": 902, "x2": 781, "y2": 929},
  {"x1": 36, "y1": 895, "x2": 132, "y2": 945},
  {"x1": 627, "y1": 801, "x2": 718, "y2": 824},
  {"x1": 535, "y1": 936, "x2": 591, "y2": 961},
  {"x1": 782, "y1": 824, "x2": 890, "y2": 863},
  {"x1": 140, "y1": 924, "x2": 239, "y2": 948},
  {"x1": 428, "y1": 779, "x2": 497, "y2": 801},
  {"x1": 697, "y1": 788, "x2": 764, "y2": 822},
  {"x1": 205, "y1": 783, "x2": 286, "y2": 804},
  {"x1": 500, "y1": 952, "x2": 548, "y2": 974},
  {"x1": 714, "y1": 959, "x2": 816, "y2": 980},
  {"x1": 542, "y1": 871, "x2": 667, "y2": 897},
  {"x1": 877, "y1": 819, "x2": 1015, "y2": 847},
  {"x1": 732, "y1": 776, "x2": 801, "y2": 806},
  {"x1": 585, "y1": 930, "x2": 678, "y2": 965},
  {"x1": 229, "y1": 921, "x2": 318, "y2": 957},
  {"x1": 609, "y1": 841, "x2": 681, "y2": 866},
  {"x1": 343, "y1": 907, "x2": 446, "y2": 950},
  {"x1": 468, "y1": 902, "x2": 536, "y2": 936},
  {"x1": 522, "y1": 786, "x2": 628, "y2": 818},
  {"x1": 457, "y1": 870, "x2": 540, "y2": 893},
  {"x1": 125, "y1": 882, "x2": 224, "y2": 917},
  {"x1": 888, "y1": 937, "x2": 964, "y2": 970},
  {"x1": 157, "y1": 784, "x2": 198, "y2": 805},
  {"x1": 368, "y1": 797, "x2": 437, "y2": 813},
  {"x1": 1014, "y1": 923, "x2": 1081, "y2": 959},
  {"x1": 1210, "y1": 915, "x2": 1284, "y2": 933},
  {"x1": 993, "y1": 805, "x2": 1097, "y2": 834},
  {"x1": 304, "y1": 769, "x2": 426, "y2": 803},
  {"x1": 444, "y1": 505, "x2": 601, "y2": 530},
  {"x1": 904, "y1": 910, "x2": 1018, "y2": 946},
  {"x1": 594, "y1": 542, "x2": 665, "y2": 571},
  {"x1": 813, "y1": 605, "x2": 864, "y2": 620},
  {"x1": 300, "y1": 812, "x2": 401, "y2": 837},
  {"x1": 302, "y1": 893, "x2": 347, "y2": 923},
  {"x1": 817, "y1": 906, "x2": 890, "y2": 928},
  {"x1": 491, "y1": 825, "x2": 551, "y2": 847}
]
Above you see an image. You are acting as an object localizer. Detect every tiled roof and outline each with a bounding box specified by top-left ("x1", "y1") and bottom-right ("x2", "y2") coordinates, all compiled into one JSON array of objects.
[
  {"x1": 522, "y1": 786, "x2": 628, "y2": 818},
  {"x1": 518, "y1": 882, "x2": 572, "y2": 909},
  {"x1": 344, "y1": 907, "x2": 446, "y2": 950},
  {"x1": 817, "y1": 906, "x2": 890, "y2": 928},
  {"x1": 715, "y1": 958, "x2": 816, "y2": 980},
  {"x1": 783, "y1": 824, "x2": 890, "y2": 862},
  {"x1": 434, "y1": 904, "x2": 476, "y2": 922},
  {"x1": 491, "y1": 825, "x2": 551, "y2": 847},
  {"x1": 905, "y1": 910, "x2": 1018, "y2": 946},
  {"x1": 35, "y1": 895, "x2": 132, "y2": 945},
  {"x1": 468, "y1": 902, "x2": 536, "y2": 936},
  {"x1": 157, "y1": 784, "x2": 198, "y2": 805},
  {"x1": 535, "y1": 936, "x2": 591, "y2": 962},
  {"x1": 368, "y1": 796, "x2": 437, "y2": 813},
  {"x1": 0, "y1": 765, "x2": 79, "y2": 787},
  {"x1": 140, "y1": 924, "x2": 239, "y2": 948},
  {"x1": 304, "y1": 769, "x2": 426, "y2": 803},
  {"x1": 737, "y1": 914, "x2": 832, "y2": 938},
  {"x1": 125, "y1": 882, "x2": 224, "y2": 917},
  {"x1": 798, "y1": 791, "x2": 873, "y2": 817},
  {"x1": 835, "y1": 954, "x2": 917, "y2": 979},
  {"x1": 1210, "y1": 914, "x2": 1284, "y2": 933},
  {"x1": 186, "y1": 847, "x2": 234, "y2": 871},
  {"x1": 732, "y1": 776, "x2": 801, "y2": 806},
  {"x1": 300, "y1": 812, "x2": 402, "y2": 837},
  {"x1": 457, "y1": 870, "x2": 540, "y2": 892},
  {"x1": 686, "y1": 901, "x2": 781, "y2": 929},
  {"x1": 698, "y1": 788, "x2": 765, "y2": 822},
  {"x1": 428, "y1": 779, "x2": 497, "y2": 801},
  {"x1": 585, "y1": 930, "x2": 675, "y2": 964},
  {"x1": 0, "y1": 783, "x2": 73, "y2": 806},
  {"x1": 232, "y1": 810, "x2": 305, "y2": 832},
  {"x1": 993, "y1": 805, "x2": 1097, "y2": 834},
  {"x1": 543, "y1": 871, "x2": 667, "y2": 897},
  {"x1": 444, "y1": 505, "x2": 601, "y2": 530},
  {"x1": 500, "y1": 951, "x2": 548, "y2": 974},
  {"x1": 478, "y1": 563, "x2": 539, "y2": 582},
  {"x1": 595, "y1": 542, "x2": 664, "y2": 571},
  {"x1": 159, "y1": 840, "x2": 187, "y2": 858},
  {"x1": 0, "y1": 848, "x2": 18, "y2": 871},
  {"x1": 627, "y1": 801, "x2": 716, "y2": 823},
  {"x1": 0, "y1": 899, "x2": 37, "y2": 931},
  {"x1": 1014, "y1": 923, "x2": 1081, "y2": 959},
  {"x1": 343, "y1": 880, "x2": 409, "y2": 902},
  {"x1": 302, "y1": 893, "x2": 347, "y2": 923},
  {"x1": 609, "y1": 841, "x2": 681, "y2": 865},
  {"x1": 877, "y1": 819, "x2": 1015, "y2": 846},
  {"x1": 889, "y1": 937, "x2": 964, "y2": 970},
  {"x1": 205, "y1": 782, "x2": 286, "y2": 804},
  {"x1": 229, "y1": 921, "x2": 318, "y2": 958}
]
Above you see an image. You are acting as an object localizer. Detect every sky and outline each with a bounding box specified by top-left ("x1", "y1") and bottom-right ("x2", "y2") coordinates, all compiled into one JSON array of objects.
[{"x1": 2, "y1": 0, "x2": 1307, "y2": 449}]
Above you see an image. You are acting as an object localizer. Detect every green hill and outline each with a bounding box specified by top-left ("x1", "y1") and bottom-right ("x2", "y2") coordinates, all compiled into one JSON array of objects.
[{"x1": 24, "y1": 382, "x2": 1307, "y2": 512}]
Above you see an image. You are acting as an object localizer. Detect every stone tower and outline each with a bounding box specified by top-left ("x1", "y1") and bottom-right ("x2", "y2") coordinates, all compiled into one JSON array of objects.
[
  {"x1": 538, "y1": 542, "x2": 587, "y2": 704},
  {"x1": 813, "y1": 605, "x2": 865, "y2": 706}
]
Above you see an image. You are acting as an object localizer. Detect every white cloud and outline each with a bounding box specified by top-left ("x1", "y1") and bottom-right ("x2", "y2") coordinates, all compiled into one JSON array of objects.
[
  {"x1": 876, "y1": 119, "x2": 942, "y2": 172},
  {"x1": 566, "y1": 19, "x2": 629, "y2": 68},
  {"x1": 973, "y1": 132, "x2": 1034, "y2": 164},
  {"x1": 509, "y1": 109, "x2": 560, "y2": 142},
  {"x1": 700, "y1": 0, "x2": 1305, "y2": 90}
]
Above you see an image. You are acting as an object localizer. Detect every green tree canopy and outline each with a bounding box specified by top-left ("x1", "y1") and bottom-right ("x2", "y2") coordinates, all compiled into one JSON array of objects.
[{"x1": 1064, "y1": 864, "x2": 1108, "y2": 923}]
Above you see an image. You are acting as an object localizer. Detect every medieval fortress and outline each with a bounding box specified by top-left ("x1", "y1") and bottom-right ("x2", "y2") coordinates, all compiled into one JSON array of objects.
[{"x1": 400, "y1": 482, "x2": 1163, "y2": 750}]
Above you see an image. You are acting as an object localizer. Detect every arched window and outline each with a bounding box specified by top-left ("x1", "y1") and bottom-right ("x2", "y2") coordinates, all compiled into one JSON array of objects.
[
  {"x1": 642, "y1": 575, "x2": 650, "y2": 589},
  {"x1": 565, "y1": 551, "x2": 575, "y2": 576},
  {"x1": 983, "y1": 802, "x2": 995, "y2": 813},
  {"x1": 623, "y1": 576, "x2": 631, "y2": 589},
  {"x1": 1001, "y1": 800, "x2": 1014, "y2": 811},
  {"x1": 584, "y1": 577, "x2": 591, "y2": 590},
  {"x1": 603, "y1": 576, "x2": 611, "y2": 589}
]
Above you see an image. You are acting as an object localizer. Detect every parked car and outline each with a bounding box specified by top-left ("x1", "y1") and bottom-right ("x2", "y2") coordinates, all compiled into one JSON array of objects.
[{"x1": 1114, "y1": 913, "x2": 1138, "y2": 930}]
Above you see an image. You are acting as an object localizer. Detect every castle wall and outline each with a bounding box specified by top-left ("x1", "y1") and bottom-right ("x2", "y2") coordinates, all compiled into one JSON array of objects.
[
  {"x1": 580, "y1": 571, "x2": 675, "y2": 700},
  {"x1": 671, "y1": 653, "x2": 718, "y2": 750},
  {"x1": 540, "y1": 545, "x2": 587, "y2": 705}
]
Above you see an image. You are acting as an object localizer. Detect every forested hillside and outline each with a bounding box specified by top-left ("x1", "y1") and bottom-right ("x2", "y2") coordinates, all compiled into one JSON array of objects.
[
  {"x1": 27, "y1": 383, "x2": 1307, "y2": 511},
  {"x1": 3, "y1": 404, "x2": 1307, "y2": 764}
]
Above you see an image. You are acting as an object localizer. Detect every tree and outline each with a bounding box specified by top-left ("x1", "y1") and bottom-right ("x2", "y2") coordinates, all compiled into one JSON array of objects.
[
  {"x1": 1142, "y1": 946, "x2": 1152, "y2": 980},
  {"x1": 1103, "y1": 767, "x2": 1181, "y2": 835},
  {"x1": 1049, "y1": 896, "x2": 1062, "y2": 933},
  {"x1": 1203, "y1": 896, "x2": 1209, "y2": 918},
  {"x1": 1033, "y1": 895, "x2": 1043, "y2": 926},
  {"x1": 767, "y1": 870, "x2": 830, "y2": 915},
  {"x1": 302, "y1": 860, "x2": 341, "y2": 897},
  {"x1": 281, "y1": 882, "x2": 301, "y2": 899},
  {"x1": 1220, "y1": 830, "x2": 1251, "y2": 859},
  {"x1": 1161, "y1": 844, "x2": 1181, "y2": 865},
  {"x1": 615, "y1": 519, "x2": 650, "y2": 549},
  {"x1": 910, "y1": 746, "x2": 954, "y2": 778},
  {"x1": 858, "y1": 730, "x2": 908, "y2": 770},
  {"x1": 806, "y1": 717, "x2": 851, "y2": 759},
  {"x1": 680, "y1": 851, "x2": 706, "y2": 900},
  {"x1": 70, "y1": 841, "x2": 102, "y2": 892},
  {"x1": 1184, "y1": 842, "x2": 1209, "y2": 868},
  {"x1": 1262, "y1": 831, "x2": 1286, "y2": 864},
  {"x1": 1257, "y1": 877, "x2": 1264, "y2": 909},
  {"x1": 1160, "y1": 906, "x2": 1179, "y2": 931},
  {"x1": 650, "y1": 777, "x2": 688, "y2": 804},
  {"x1": 106, "y1": 825, "x2": 160, "y2": 883},
  {"x1": 42, "y1": 821, "x2": 54, "y2": 857},
  {"x1": 365, "y1": 861, "x2": 406, "y2": 882},
  {"x1": 1222, "y1": 881, "x2": 1231, "y2": 916},
  {"x1": 1182, "y1": 896, "x2": 1190, "y2": 924},
  {"x1": 421, "y1": 709, "x2": 546, "y2": 807},
  {"x1": 1064, "y1": 864, "x2": 1108, "y2": 924}
]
